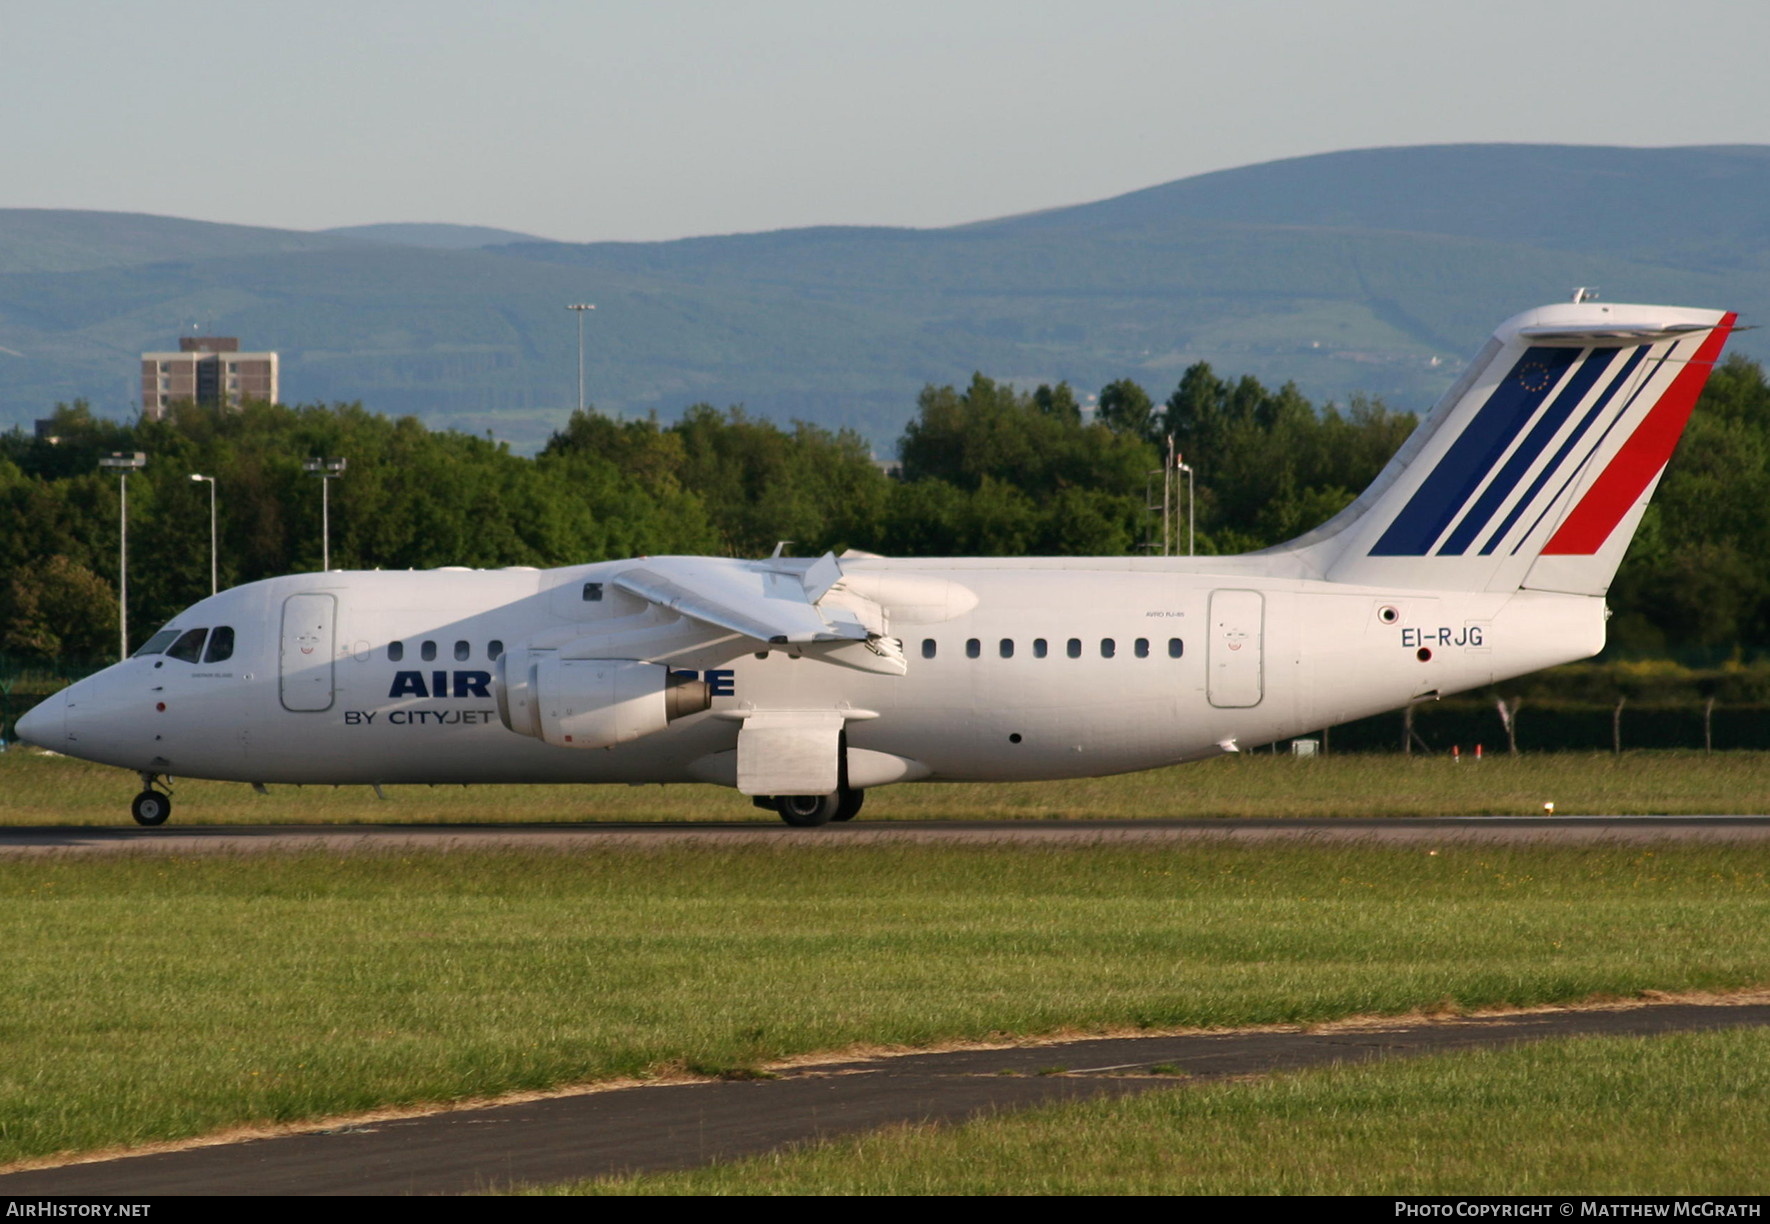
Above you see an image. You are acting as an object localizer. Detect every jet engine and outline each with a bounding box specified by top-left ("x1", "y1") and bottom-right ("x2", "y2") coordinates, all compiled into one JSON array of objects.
[{"x1": 496, "y1": 649, "x2": 710, "y2": 749}]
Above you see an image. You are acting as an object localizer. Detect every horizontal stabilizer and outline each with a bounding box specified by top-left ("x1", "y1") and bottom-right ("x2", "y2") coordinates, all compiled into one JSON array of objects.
[{"x1": 1516, "y1": 320, "x2": 1712, "y2": 345}]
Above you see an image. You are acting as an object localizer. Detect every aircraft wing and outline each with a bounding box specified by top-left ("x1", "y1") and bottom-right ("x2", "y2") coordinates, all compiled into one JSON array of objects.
[{"x1": 614, "y1": 556, "x2": 870, "y2": 645}]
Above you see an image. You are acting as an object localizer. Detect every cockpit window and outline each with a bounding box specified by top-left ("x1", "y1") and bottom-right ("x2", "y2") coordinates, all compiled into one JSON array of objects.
[
  {"x1": 166, "y1": 628, "x2": 208, "y2": 664},
  {"x1": 132, "y1": 629, "x2": 181, "y2": 657},
  {"x1": 203, "y1": 626, "x2": 235, "y2": 664}
]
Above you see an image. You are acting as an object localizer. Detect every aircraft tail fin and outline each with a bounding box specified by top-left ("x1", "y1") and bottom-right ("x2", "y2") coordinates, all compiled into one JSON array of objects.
[{"x1": 1289, "y1": 302, "x2": 1736, "y2": 595}]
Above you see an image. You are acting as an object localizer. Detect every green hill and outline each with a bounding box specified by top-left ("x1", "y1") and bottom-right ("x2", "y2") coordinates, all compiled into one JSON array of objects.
[
  {"x1": 3, "y1": 145, "x2": 1767, "y2": 451},
  {"x1": 318, "y1": 222, "x2": 554, "y2": 249}
]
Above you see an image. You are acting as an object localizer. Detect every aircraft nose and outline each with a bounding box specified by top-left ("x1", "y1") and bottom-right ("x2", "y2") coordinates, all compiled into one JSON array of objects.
[{"x1": 13, "y1": 690, "x2": 66, "y2": 748}]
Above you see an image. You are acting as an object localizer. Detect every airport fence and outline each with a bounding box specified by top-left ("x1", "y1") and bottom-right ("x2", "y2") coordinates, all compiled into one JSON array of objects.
[
  {"x1": 1307, "y1": 699, "x2": 1770, "y2": 755},
  {"x1": 0, "y1": 655, "x2": 105, "y2": 744}
]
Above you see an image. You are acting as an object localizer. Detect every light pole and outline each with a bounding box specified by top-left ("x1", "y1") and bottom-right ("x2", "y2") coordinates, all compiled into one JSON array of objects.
[
  {"x1": 189, "y1": 474, "x2": 217, "y2": 595},
  {"x1": 303, "y1": 457, "x2": 346, "y2": 571},
  {"x1": 99, "y1": 452, "x2": 146, "y2": 660},
  {"x1": 1176, "y1": 456, "x2": 1195, "y2": 557},
  {"x1": 567, "y1": 303, "x2": 595, "y2": 413}
]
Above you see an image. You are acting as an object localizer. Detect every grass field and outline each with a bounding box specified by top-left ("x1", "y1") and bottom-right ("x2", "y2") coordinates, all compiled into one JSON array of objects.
[
  {"x1": 1, "y1": 748, "x2": 1766, "y2": 825},
  {"x1": 541, "y1": 1028, "x2": 1770, "y2": 1195},
  {"x1": 2, "y1": 840, "x2": 1766, "y2": 1168}
]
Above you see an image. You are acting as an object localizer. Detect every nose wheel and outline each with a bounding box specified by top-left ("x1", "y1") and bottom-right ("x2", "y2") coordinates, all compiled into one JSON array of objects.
[{"x1": 131, "y1": 773, "x2": 173, "y2": 826}]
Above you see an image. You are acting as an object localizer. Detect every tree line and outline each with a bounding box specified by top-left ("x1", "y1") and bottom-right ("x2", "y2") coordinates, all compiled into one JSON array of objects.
[{"x1": 3, "y1": 356, "x2": 1767, "y2": 663}]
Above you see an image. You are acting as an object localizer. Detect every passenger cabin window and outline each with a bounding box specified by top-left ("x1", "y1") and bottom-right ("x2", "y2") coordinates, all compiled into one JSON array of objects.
[
  {"x1": 488, "y1": 640, "x2": 504, "y2": 660},
  {"x1": 1101, "y1": 638, "x2": 1116, "y2": 659},
  {"x1": 583, "y1": 582, "x2": 604, "y2": 602},
  {"x1": 1135, "y1": 638, "x2": 1150, "y2": 658},
  {"x1": 999, "y1": 638, "x2": 1014, "y2": 659},
  {"x1": 203, "y1": 626, "x2": 235, "y2": 664},
  {"x1": 965, "y1": 638, "x2": 981, "y2": 659},
  {"x1": 420, "y1": 640, "x2": 437, "y2": 662},
  {"x1": 921, "y1": 639, "x2": 936, "y2": 659},
  {"x1": 1169, "y1": 638, "x2": 1185, "y2": 658},
  {"x1": 388, "y1": 640, "x2": 404, "y2": 662},
  {"x1": 166, "y1": 628, "x2": 208, "y2": 664},
  {"x1": 454, "y1": 640, "x2": 470, "y2": 662},
  {"x1": 133, "y1": 628, "x2": 181, "y2": 657},
  {"x1": 1067, "y1": 638, "x2": 1081, "y2": 659},
  {"x1": 1033, "y1": 638, "x2": 1048, "y2": 658}
]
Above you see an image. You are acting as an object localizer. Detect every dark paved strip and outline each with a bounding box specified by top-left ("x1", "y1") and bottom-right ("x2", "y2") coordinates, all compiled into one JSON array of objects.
[
  {"x1": 4, "y1": 815, "x2": 1770, "y2": 855},
  {"x1": 4, "y1": 1002, "x2": 1766, "y2": 1196}
]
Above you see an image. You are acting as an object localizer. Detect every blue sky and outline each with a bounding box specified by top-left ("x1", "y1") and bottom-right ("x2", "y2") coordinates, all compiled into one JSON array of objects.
[{"x1": 6, "y1": 0, "x2": 1767, "y2": 242}]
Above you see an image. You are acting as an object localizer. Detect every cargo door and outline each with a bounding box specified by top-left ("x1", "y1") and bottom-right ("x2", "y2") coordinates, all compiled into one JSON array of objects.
[
  {"x1": 280, "y1": 593, "x2": 337, "y2": 712},
  {"x1": 1207, "y1": 589, "x2": 1264, "y2": 708}
]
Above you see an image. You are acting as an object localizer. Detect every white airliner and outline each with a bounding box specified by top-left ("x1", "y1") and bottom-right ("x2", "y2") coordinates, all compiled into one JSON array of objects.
[{"x1": 14, "y1": 300, "x2": 1737, "y2": 826}]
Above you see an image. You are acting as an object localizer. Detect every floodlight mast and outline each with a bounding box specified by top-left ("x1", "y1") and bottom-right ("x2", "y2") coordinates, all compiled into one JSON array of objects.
[
  {"x1": 190, "y1": 474, "x2": 217, "y2": 595},
  {"x1": 303, "y1": 458, "x2": 347, "y2": 571},
  {"x1": 567, "y1": 303, "x2": 596, "y2": 414},
  {"x1": 1177, "y1": 456, "x2": 1195, "y2": 557},
  {"x1": 98, "y1": 452, "x2": 147, "y2": 659}
]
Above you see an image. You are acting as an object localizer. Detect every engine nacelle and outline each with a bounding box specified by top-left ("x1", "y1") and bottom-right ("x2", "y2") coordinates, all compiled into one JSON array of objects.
[{"x1": 496, "y1": 650, "x2": 710, "y2": 749}]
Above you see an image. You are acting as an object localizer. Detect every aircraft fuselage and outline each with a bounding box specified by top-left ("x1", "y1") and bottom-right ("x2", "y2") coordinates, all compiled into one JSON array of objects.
[{"x1": 33, "y1": 558, "x2": 1601, "y2": 788}]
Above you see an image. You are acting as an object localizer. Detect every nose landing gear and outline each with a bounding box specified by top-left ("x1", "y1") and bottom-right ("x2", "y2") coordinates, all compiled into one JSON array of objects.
[{"x1": 131, "y1": 772, "x2": 173, "y2": 826}]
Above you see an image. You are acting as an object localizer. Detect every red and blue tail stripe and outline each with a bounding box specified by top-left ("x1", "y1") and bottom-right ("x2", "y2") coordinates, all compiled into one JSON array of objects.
[
  {"x1": 1481, "y1": 344, "x2": 1651, "y2": 555},
  {"x1": 1367, "y1": 315, "x2": 1734, "y2": 559},
  {"x1": 1542, "y1": 314, "x2": 1735, "y2": 555}
]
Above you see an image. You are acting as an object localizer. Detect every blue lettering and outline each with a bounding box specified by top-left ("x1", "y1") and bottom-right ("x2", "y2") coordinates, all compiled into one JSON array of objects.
[
  {"x1": 704, "y1": 668, "x2": 735, "y2": 697},
  {"x1": 390, "y1": 670, "x2": 497, "y2": 699}
]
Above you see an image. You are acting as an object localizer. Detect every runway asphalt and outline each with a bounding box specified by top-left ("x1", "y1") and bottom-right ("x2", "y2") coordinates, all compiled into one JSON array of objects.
[
  {"x1": 4, "y1": 814, "x2": 1770, "y2": 854},
  {"x1": 3, "y1": 1000, "x2": 1766, "y2": 1195}
]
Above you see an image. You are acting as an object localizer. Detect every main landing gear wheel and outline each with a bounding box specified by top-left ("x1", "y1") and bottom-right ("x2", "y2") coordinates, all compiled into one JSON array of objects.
[
  {"x1": 775, "y1": 793, "x2": 841, "y2": 827},
  {"x1": 131, "y1": 790, "x2": 171, "y2": 827},
  {"x1": 773, "y1": 788, "x2": 864, "y2": 827}
]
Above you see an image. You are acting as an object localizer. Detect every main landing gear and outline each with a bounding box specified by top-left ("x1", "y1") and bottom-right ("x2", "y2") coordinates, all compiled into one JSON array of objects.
[
  {"x1": 767, "y1": 788, "x2": 865, "y2": 827},
  {"x1": 131, "y1": 772, "x2": 173, "y2": 827}
]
